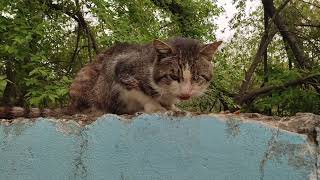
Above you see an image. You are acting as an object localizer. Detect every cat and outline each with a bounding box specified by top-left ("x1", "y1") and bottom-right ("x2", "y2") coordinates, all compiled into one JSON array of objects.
[{"x1": 0, "y1": 37, "x2": 222, "y2": 119}]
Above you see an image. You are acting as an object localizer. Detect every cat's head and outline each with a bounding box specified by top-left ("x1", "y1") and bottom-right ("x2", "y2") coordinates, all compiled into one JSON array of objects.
[{"x1": 152, "y1": 37, "x2": 222, "y2": 101}]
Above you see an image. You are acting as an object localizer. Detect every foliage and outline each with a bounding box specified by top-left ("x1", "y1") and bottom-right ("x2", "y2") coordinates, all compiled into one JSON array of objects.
[
  {"x1": 0, "y1": 76, "x2": 6, "y2": 95},
  {"x1": 25, "y1": 67, "x2": 71, "y2": 107},
  {"x1": 204, "y1": 0, "x2": 320, "y2": 115},
  {"x1": 0, "y1": 0, "x2": 220, "y2": 107},
  {"x1": 253, "y1": 88, "x2": 320, "y2": 116},
  {"x1": 0, "y1": 0, "x2": 319, "y2": 115}
]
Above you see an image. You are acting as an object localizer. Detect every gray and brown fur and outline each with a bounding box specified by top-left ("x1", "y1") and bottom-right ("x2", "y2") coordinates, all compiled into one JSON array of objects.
[
  {"x1": 1, "y1": 37, "x2": 222, "y2": 119},
  {"x1": 69, "y1": 37, "x2": 222, "y2": 115}
]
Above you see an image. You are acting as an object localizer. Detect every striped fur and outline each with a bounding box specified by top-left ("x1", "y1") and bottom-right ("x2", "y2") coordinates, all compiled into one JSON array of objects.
[{"x1": 0, "y1": 106, "x2": 68, "y2": 119}]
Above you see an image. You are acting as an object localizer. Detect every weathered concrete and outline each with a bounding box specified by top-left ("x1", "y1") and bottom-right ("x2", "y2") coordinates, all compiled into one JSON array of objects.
[
  {"x1": 0, "y1": 114, "x2": 318, "y2": 180},
  {"x1": 2, "y1": 112, "x2": 319, "y2": 136}
]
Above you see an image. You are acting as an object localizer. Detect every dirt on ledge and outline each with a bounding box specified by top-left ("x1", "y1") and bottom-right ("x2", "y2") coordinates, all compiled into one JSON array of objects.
[{"x1": 211, "y1": 112, "x2": 320, "y2": 144}]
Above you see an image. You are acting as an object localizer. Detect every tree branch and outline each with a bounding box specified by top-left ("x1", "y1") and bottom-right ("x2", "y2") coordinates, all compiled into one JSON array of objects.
[
  {"x1": 298, "y1": 0, "x2": 320, "y2": 9},
  {"x1": 43, "y1": 0, "x2": 98, "y2": 55},
  {"x1": 239, "y1": 73, "x2": 320, "y2": 104},
  {"x1": 237, "y1": 27, "x2": 277, "y2": 98},
  {"x1": 295, "y1": 23, "x2": 320, "y2": 28},
  {"x1": 150, "y1": 0, "x2": 190, "y2": 36},
  {"x1": 237, "y1": 0, "x2": 292, "y2": 100},
  {"x1": 68, "y1": 26, "x2": 82, "y2": 74}
]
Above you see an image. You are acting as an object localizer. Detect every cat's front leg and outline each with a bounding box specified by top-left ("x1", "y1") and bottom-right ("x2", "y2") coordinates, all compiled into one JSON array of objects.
[
  {"x1": 143, "y1": 102, "x2": 167, "y2": 114},
  {"x1": 170, "y1": 104, "x2": 182, "y2": 111},
  {"x1": 117, "y1": 75, "x2": 140, "y2": 90}
]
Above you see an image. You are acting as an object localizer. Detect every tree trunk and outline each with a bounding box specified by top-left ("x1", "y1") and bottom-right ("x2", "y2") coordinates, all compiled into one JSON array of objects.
[
  {"x1": 263, "y1": 6, "x2": 272, "y2": 115},
  {"x1": 235, "y1": 0, "x2": 305, "y2": 106},
  {"x1": 2, "y1": 60, "x2": 16, "y2": 105},
  {"x1": 283, "y1": 40, "x2": 294, "y2": 69},
  {"x1": 263, "y1": 6, "x2": 269, "y2": 86},
  {"x1": 262, "y1": 0, "x2": 311, "y2": 69}
]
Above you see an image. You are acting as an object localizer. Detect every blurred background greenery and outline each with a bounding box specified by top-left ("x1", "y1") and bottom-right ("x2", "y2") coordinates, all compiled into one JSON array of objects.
[{"x1": 0, "y1": 0, "x2": 319, "y2": 116}]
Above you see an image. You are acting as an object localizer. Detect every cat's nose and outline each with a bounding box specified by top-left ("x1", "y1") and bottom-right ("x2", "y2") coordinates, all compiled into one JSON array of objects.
[{"x1": 178, "y1": 94, "x2": 191, "y2": 100}]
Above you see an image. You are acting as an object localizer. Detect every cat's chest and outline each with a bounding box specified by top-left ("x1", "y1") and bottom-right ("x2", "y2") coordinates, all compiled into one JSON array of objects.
[
  {"x1": 120, "y1": 87, "x2": 177, "y2": 112},
  {"x1": 156, "y1": 94, "x2": 178, "y2": 107}
]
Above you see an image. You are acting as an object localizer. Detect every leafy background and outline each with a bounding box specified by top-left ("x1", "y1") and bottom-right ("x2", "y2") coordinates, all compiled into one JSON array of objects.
[{"x1": 0, "y1": 0, "x2": 319, "y2": 116}]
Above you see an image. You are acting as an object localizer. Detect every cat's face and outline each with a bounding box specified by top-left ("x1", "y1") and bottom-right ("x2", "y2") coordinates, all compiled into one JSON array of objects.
[{"x1": 152, "y1": 38, "x2": 222, "y2": 101}]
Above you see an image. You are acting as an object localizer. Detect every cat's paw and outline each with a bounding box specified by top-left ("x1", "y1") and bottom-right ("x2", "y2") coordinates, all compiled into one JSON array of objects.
[
  {"x1": 134, "y1": 111, "x2": 144, "y2": 116},
  {"x1": 144, "y1": 103, "x2": 167, "y2": 114},
  {"x1": 165, "y1": 110, "x2": 190, "y2": 117},
  {"x1": 170, "y1": 105, "x2": 182, "y2": 112}
]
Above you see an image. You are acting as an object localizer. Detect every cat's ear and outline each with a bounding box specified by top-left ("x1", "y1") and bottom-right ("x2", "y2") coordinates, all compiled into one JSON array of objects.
[
  {"x1": 153, "y1": 39, "x2": 174, "y2": 54},
  {"x1": 200, "y1": 41, "x2": 222, "y2": 58}
]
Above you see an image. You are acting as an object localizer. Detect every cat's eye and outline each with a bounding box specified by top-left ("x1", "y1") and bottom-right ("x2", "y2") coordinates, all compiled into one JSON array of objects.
[
  {"x1": 169, "y1": 74, "x2": 179, "y2": 81},
  {"x1": 194, "y1": 74, "x2": 209, "y2": 82},
  {"x1": 200, "y1": 75, "x2": 210, "y2": 81}
]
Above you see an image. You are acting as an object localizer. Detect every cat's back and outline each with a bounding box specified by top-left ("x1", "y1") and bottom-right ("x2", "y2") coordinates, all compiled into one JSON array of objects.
[
  {"x1": 99, "y1": 42, "x2": 154, "y2": 63},
  {"x1": 69, "y1": 41, "x2": 155, "y2": 112}
]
